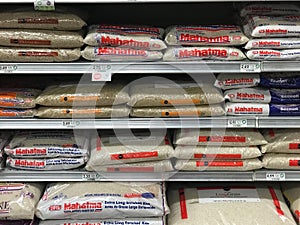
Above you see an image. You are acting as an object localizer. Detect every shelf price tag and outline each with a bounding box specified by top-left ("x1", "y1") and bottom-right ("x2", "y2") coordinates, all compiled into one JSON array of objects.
[
  {"x1": 62, "y1": 120, "x2": 80, "y2": 128},
  {"x1": 92, "y1": 64, "x2": 112, "y2": 82},
  {"x1": 0, "y1": 65, "x2": 18, "y2": 73},
  {"x1": 266, "y1": 172, "x2": 286, "y2": 181},
  {"x1": 34, "y1": 0, "x2": 55, "y2": 11},
  {"x1": 82, "y1": 173, "x2": 96, "y2": 181},
  {"x1": 228, "y1": 119, "x2": 248, "y2": 128},
  {"x1": 240, "y1": 63, "x2": 260, "y2": 73}
]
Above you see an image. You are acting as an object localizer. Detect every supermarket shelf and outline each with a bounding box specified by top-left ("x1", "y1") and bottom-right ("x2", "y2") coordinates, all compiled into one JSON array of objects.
[
  {"x1": 255, "y1": 170, "x2": 300, "y2": 181},
  {"x1": 262, "y1": 61, "x2": 300, "y2": 72},
  {"x1": 257, "y1": 117, "x2": 300, "y2": 128},
  {"x1": 0, "y1": 61, "x2": 261, "y2": 74}
]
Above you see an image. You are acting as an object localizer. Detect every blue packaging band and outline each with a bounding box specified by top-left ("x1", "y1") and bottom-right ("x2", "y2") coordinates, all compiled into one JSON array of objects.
[{"x1": 270, "y1": 104, "x2": 300, "y2": 116}]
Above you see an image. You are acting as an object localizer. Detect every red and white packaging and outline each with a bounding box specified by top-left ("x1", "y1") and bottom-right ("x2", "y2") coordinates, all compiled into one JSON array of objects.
[
  {"x1": 246, "y1": 49, "x2": 300, "y2": 61},
  {"x1": 214, "y1": 74, "x2": 260, "y2": 90},
  {"x1": 245, "y1": 38, "x2": 300, "y2": 50},
  {"x1": 263, "y1": 154, "x2": 300, "y2": 170},
  {"x1": 224, "y1": 87, "x2": 271, "y2": 103},
  {"x1": 240, "y1": 4, "x2": 300, "y2": 17},
  {"x1": 165, "y1": 25, "x2": 249, "y2": 46},
  {"x1": 36, "y1": 182, "x2": 169, "y2": 220},
  {"x1": 226, "y1": 103, "x2": 270, "y2": 116},
  {"x1": 82, "y1": 46, "x2": 163, "y2": 61},
  {"x1": 84, "y1": 24, "x2": 166, "y2": 50},
  {"x1": 174, "y1": 146, "x2": 262, "y2": 160},
  {"x1": 174, "y1": 128, "x2": 267, "y2": 146},
  {"x1": 282, "y1": 183, "x2": 300, "y2": 225},
  {"x1": 163, "y1": 47, "x2": 246, "y2": 61},
  {"x1": 175, "y1": 158, "x2": 262, "y2": 171},
  {"x1": 261, "y1": 129, "x2": 300, "y2": 153},
  {"x1": 0, "y1": 108, "x2": 35, "y2": 118},
  {"x1": 243, "y1": 15, "x2": 300, "y2": 38}
]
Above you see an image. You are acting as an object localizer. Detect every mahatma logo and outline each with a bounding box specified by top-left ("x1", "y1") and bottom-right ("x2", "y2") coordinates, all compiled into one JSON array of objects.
[
  {"x1": 178, "y1": 48, "x2": 228, "y2": 58},
  {"x1": 0, "y1": 201, "x2": 9, "y2": 214},
  {"x1": 96, "y1": 47, "x2": 147, "y2": 57},
  {"x1": 266, "y1": 29, "x2": 288, "y2": 34},
  {"x1": 179, "y1": 34, "x2": 230, "y2": 44},
  {"x1": 100, "y1": 36, "x2": 150, "y2": 49},
  {"x1": 15, "y1": 159, "x2": 45, "y2": 168},
  {"x1": 259, "y1": 50, "x2": 281, "y2": 56},
  {"x1": 64, "y1": 202, "x2": 102, "y2": 213},
  {"x1": 225, "y1": 78, "x2": 254, "y2": 85},
  {"x1": 237, "y1": 92, "x2": 265, "y2": 100},
  {"x1": 259, "y1": 41, "x2": 281, "y2": 47},
  {"x1": 15, "y1": 148, "x2": 47, "y2": 155},
  {"x1": 235, "y1": 107, "x2": 263, "y2": 114}
]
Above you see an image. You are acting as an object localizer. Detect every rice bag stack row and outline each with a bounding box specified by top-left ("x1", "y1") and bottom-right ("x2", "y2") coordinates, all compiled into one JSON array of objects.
[
  {"x1": 240, "y1": 3, "x2": 300, "y2": 61},
  {"x1": 4, "y1": 130, "x2": 89, "y2": 170},
  {"x1": 129, "y1": 79, "x2": 225, "y2": 118},
  {"x1": 81, "y1": 24, "x2": 166, "y2": 61},
  {"x1": 163, "y1": 25, "x2": 248, "y2": 61},
  {"x1": 85, "y1": 130, "x2": 174, "y2": 172},
  {"x1": 172, "y1": 128, "x2": 266, "y2": 171},
  {"x1": 215, "y1": 73, "x2": 300, "y2": 116},
  {"x1": 0, "y1": 10, "x2": 86, "y2": 62}
]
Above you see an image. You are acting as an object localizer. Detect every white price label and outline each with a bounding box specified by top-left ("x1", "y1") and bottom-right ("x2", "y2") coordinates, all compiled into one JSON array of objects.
[
  {"x1": 240, "y1": 63, "x2": 260, "y2": 73},
  {"x1": 266, "y1": 172, "x2": 286, "y2": 181},
  {"x1": 92, "y1": 64, "x2": 112, "y2": 82},
  {"x1": 82, "y1": 173, "x2": 96, "y2": 181},
  {"x1": 0, "y1": 65, "x2": 18, "y2": 73},
  {"x1": 228, "y1": 119, "x2": 248, "y2": 128},
  {"x1": 34, "y1": 0, "x2": 55, "y2": 11},
  {"x1": 62, "y1": 120, "x2": 80, "y2": 128}
]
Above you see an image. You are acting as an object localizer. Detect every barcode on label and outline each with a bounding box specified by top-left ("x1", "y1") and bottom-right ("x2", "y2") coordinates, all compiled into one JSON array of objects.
[
  {"x1": 82, "y1": 173, "x2": 96, "y2": 181},
  {"x1": 240, "y1": 63, "x2": 260, "y2": 73},
  {"x1": 228, "y1": 119, "x2": 248, "y2": 127},
  {"x1": 266, "y1": 172, "x2": 285, "y2": 181},
  {"x1": 92, "y1": 64, "x2": 112, "y2": 81}
]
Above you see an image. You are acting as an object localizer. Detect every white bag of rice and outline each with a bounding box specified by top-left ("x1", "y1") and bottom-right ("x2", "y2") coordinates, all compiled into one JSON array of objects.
[
  {"x1": 214, "y1": 73, "x2": 260, "y2": 90},
  {"x1": 0, "y1": 88, "x2": 41, "y2": 108},
  {"x1": 0, "y1": 183, "x2": 44, "y2": 220},
  {"x1": 175, "y1": 158, "x2": 262, "y2": 171},
  {"x1": 36, "y1": 83, "x2": 130, "y2": 107},
  {"x1": 86, "y1": 132, "x2": 173, "y2": 166},
  {"x1": 163, "y1": 47, "x2": 246, "y2": 61},
  {"x1": 224, "y1": 87, "x2": 271, "y2": 103},
  {"x1": 129, "y1": 83, "x2": 224, "y2": 107},
  {"x1": 0, "y1": 108, "x2": 35, "y2": 118},
  {"x1": 246, "y1": 49, "x2": 300, "y2": 61},
  {"x1": 261, "y1": 129, "x2": 300, "y2": 153},
  {"x1": 82, "y1": 46, "x2": 162, "y2": 61},
  {"x1": 174, "y1": 128, "x2": 267, "y2": 146},
  {"x1": 39, "y1": 218, "x2": 166, "y2": 225},
  {"x1": 84, "y1": 24, "x2": 166, "y2": 50},
  {"x1": 0, "y1": 11, "x2": 86, "y2": 30},
  {"x1": 174, "y1": 146, "x2": 261, "y2": 159},
  {"x1": 226, "y1": 102, "x2": 270, "y2": 116},
  {"x1": 165, "y1": 25, "x2": 249, "y2": 46},
  {"x1": 7, "y1": 156, "x2": 87, "y2": 170},
  {"x1": 0, "y1": 47, "x2": 81, "y2": 62},
  {"x1": 130, "y1": 104, "x2": 225, "y2": 118},
  {"x1": 5, "y1": 130, "x2": 88, "y2": 158},
  {"x1": 262, "y1": 153, "x2": 300, "y2": 170},
  {"x1": 245, "y1": 38, "x2": 300, "y2": 50},
  {"x1": 240, "y1": 4, "x2": 300, "y2": 17},
  {"x1": 167, "y1": 183, "x2": 297, "y2": 225},
  {"x1": 35, "y1": 106, "x2": 130, "y2": 118},
  {"x1": 85, "y1": 160, "x2": 174, "y2": 172},
  {"x1": 281, "y1": 182, "x2": 300, "y2": 225},
  {"x1": 36, "y1": 182, "x2": 169, "y2": 220}
]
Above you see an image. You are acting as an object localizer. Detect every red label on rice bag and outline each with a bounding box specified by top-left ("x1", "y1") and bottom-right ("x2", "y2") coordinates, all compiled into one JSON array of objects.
[
  {"x1": 10, "y1": 39, "x2": 51, "y2": 46},
  {"x1": 198, "y1": 136, "x2": 246, "y2": 143},
  {"x1": 194, "y1": 154, "x2": 242, "y2": 159},
  {"x1": 18, "y1": 18, "x2": 59, "y2": 24},
  {"x1": 196, "y1": 161, "x2": 244, "y2": 167},
  {"x1": 107, "y1": 167, "x2": 155, "y2": 172},
  {"x1": 289, "y1": 143, "x2": 300, "y2": 149},
  {"x1": 18, "y1": 51, "x2": 58, "y2": 57},
  {"x1": 179, "y1": 188, "x2": 188, "y2": 219},
  {"x1": 110, "y1": 151, "x2": 158, "y2": 160},
  {"x1": 289, "y1": 160, "x2": 300, "y2": 166},
  {"x1": 295, "y1": 210, "x2": 300, "y2": 222},
  {"x1": 96, "y1": 137, "x2": 101, "y2": 151}
]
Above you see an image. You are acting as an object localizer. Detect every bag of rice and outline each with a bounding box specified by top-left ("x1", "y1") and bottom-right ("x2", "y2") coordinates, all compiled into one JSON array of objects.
[
  {"x1": 35, "y1": 106, "x2": 130, "y2": 118},
  {"x1": 129, "y1": 83, "x2": 224, "y2": 107},
  {"x1": 226, "y1": 102, "x2": 270, "y2": 116},
  {"x1": 5, "y1": 130, "x2": 88, "y2": 158},
  {"x1": 245, "y1": 38, "x2": 300, "y2": 50},
  {"x1": 262, "y1": 153, "x2": 300, "y2": 169},
  {"x1": 281, "y1": 183, "x2": 300, "y2": 225},
  {"x1": 130, "y1": 105, "x2": 225, "y2": 118},
  {"x1": 0, "y1": 220, "x2": 35, "y2": 225},
  {"x1": 246, "y1": 49, "x2": 300, "y2": 61},
  {"x1": 0, "y1": 88, "x2": 41, "y2": 108},
  {"x1": 167, "y1": 183, "x2": 296, "y2": 225},
  {"x1": 174, "y1": 128, "x2": 267, "y2": 146},
  {"x1": 261, "y1": 129, "x2": 300, "y2": 153},
  {"x1": 0, "y1": 29, "x2": 83, "y2": 48},
  {"x1": 86, "y1": 160, "x2": 174, "y2": 172},
  {"x1": 269, "y1": 104, "x2": 300, "y2": 116},
  {"x1": 0, "y1": 108, "x2": 35, "y2": 118},
  {"x1": 174, "y1": 146, "x2": 262, "y2": 159},
  {"x1": 175, "y1": 158, "x2": 262, "y2": 171},
  {"x1": 0, "y1": 11, "x2": 86, "y2": 30},
  {"x1": 0, "y1": 47, "x2": 80, "y2": 62},
  {"x1": 165, "y1": 25, "x2": 249, "y2": 46},
  {"x1": 82, "y1": 46, "x2": 162, "y2": 61},
  {"x1": 214, "y1": 74, "x2": 260, "y2": 90},
  {"x1": 39, "y1": 218, "x2": 165, "y2": 225},
  {"x1": 84, "y1": 24, "x2": 166, "y2": 50},
  {"x1": 0, "y1": 183, "x2": 43, "y2": 220},
  {"x1": 36, "y1": 83, "x2": 130, "y2": 107},
  {"x1": 240, "y1": 4, "x2": 300, "y2": 17},
  {"x1": 7, "y1": 156, "x2": 87, "y2": 170},
  {"x1": 86, "y1": 131, "x2": 173, "y2": 167},
  {"x1": 36, "y1": 182, "x2": 169, "y2": 220},
  {"x1": 163, "y1": 47, "x2": 246, "y2": 61},
  {"x1": 260, "y1": 73, "x2": 300, "y2": 88}
]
